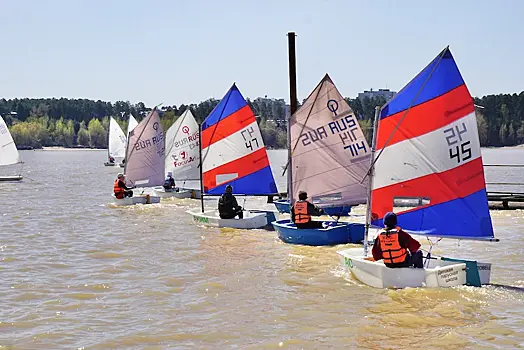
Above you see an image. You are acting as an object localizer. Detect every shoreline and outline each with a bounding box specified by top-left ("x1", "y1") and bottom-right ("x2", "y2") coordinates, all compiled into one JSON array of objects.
[
  {"x1": 40, "y1": 146, "x2": 106, "y2": 151},
  {"x1": 17, "y1": 145, "x2": 524, "y2": 152}
]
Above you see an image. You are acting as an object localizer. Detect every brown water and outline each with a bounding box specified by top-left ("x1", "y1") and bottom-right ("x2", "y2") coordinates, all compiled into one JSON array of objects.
[{"x1": 1, "y1": 149, "x2": 523, "y2": 349}]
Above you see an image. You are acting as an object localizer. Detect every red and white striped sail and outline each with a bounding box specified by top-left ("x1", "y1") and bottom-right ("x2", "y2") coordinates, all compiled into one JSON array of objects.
[{"x1": 201, "y1": 83, "x2": 277, "y2": 195}]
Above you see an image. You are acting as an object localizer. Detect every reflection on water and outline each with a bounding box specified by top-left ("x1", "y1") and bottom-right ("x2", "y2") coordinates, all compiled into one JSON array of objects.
[{"x1": 0, "y1": 148, "x2": 523, "y2": 349}]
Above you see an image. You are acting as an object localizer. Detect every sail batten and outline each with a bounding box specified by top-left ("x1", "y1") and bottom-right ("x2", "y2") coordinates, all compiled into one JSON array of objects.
[
  {"x1": 371, "y1": 47, "x2": 494, "y2": 240},
  {"x1": 289, "y1": 74, "x2": 370, "y2": 207},
  {"x1": 124, "y1": 110, "x2": 165, "y2": 188},
  {"x1": 201, "y1": 84, "x2": 277, "y2": 195}
]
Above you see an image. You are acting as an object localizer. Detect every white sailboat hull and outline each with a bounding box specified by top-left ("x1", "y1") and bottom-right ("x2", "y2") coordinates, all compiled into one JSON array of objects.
[
  {"x1": 187, "y1": 209, "x2": 273, "y2": 229},
  {"x1": 0, "y1": 175, "x2": 23, "y2": 182},
  {"x1": 337, "y1": 248, "x2": 491, "y2": 289},
  {"x1": 152, "y1": 186, "x2": 196, "y2": 199},
  {"x1": 113, "y1": 195, "x2": 161, "y2": 206}
]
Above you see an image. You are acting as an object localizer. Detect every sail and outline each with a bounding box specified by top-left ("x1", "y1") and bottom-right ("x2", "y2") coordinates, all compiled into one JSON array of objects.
[
  {"x1": 127, "y1": 114, "x2": 139, "y2": 137},
  {"x1": 371, "y1": 47, "x2": 494, "y2": 239},
  {"x1": 290, "y1": 74, "x2": 370, "y2": 207},
  {"x1": 124, "y1": 109, "x2": 165, "y2": 188},
  {"x1": 165, "y1": 109, "x2": 200, "y2": 188},
  {"x1": 108, "y1": 117, "x2": 127, "y2": 159},
  {"x1": 201, "y1": 83, "x2": 278, "y2": 195},
  {"x1": 0, "y1": 115, "x2": 22, "y2": 167}
]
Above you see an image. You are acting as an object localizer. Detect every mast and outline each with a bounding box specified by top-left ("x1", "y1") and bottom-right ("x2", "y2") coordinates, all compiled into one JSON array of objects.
[
  {"x1": 364, "y1": 106, "x2": 381, "y2": 256},
  {"x1": 287, "y1": 31, "x2": 297, "y2": 205},
  {"x1": 198, "y1": 122, "x2": 204, "y2": 213},
  {"x1": 107, "y1": 117, "x2": 112, "y2": 161}
]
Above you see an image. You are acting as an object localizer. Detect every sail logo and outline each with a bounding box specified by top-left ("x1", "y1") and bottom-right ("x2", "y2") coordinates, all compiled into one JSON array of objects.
[
  {"x1": 0, "y1": 123, "x2": 7, "y2": 135},
  {"x1": 172, "y1": 150, "x2": 196, "y2": 167}
]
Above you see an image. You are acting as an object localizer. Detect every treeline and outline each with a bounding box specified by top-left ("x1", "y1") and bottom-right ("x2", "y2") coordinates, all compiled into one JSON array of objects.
[{"x1": 1, "y1": 92, "x2": 523, "y2": 149}]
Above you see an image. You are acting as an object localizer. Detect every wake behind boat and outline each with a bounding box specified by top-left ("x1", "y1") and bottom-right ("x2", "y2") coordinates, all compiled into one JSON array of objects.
[
  {"x1": 0, "y1": 115, "x2": 23, "y2": 181},
  {"x1": 337, "y1": 47, "x2": 497, "y2": 288},
  {"x1": 272, "y1": 74, "x2": 370, "y2": 245},
  {"x1": 112, "y1": 109, "x2": 164, "y2": 206},
  {"x1": 188, "y1": 83, "x2": 278, "y2": 229}
]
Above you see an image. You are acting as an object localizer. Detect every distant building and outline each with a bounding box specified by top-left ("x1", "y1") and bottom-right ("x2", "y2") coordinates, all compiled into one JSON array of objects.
[{"x1": 357, "y1": 88, "x2": 396, "y2": 101}]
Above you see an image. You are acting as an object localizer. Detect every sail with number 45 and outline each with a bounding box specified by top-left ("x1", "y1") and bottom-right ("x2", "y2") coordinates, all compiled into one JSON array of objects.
[
  {"x1": 370, "y1": 47, "x2": 494, "y2": 240},
  {"x1": 201, "y1": 83, "x2": 277, "y2": 195},
  {"x1": 289, "y1": 74, "x2": 370, "y2": 207}
]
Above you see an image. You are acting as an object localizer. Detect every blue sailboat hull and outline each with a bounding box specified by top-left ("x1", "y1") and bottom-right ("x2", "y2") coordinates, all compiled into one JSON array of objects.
[
  {"x1": 273, "y1": 219, "x2": 365, "y2": 246},
  {"x1": 273, "y1": 199, "x2": 352, "y2": 216}
]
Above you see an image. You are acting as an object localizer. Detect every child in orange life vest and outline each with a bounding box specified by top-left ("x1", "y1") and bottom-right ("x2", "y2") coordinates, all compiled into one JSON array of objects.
[
  {"x1": 291, "y1": 191, "x2": 324, "y2": 229},
  {"x1": 372, "y1": 212, "x2": 424, "y2": 268},
  {"x1": 113, "y1": 173, "x2": 134, "y2": 199}
]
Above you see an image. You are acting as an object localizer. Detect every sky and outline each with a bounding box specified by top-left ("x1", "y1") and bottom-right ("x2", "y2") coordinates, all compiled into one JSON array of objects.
[{"x1": 1, "y1": 0, "x2": 523, "y2": 107}]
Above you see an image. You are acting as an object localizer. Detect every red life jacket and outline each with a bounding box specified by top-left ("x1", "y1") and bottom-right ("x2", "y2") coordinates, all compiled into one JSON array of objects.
[
  {"x1": 293, "y1": 201, "x2": 311, "y2": 224},
  {"x1": 114, "y1": 179, "x2": 125, "y2": 199},
  {"x1": 378, "y1": 227, "x2": 408, "y2": 264}
]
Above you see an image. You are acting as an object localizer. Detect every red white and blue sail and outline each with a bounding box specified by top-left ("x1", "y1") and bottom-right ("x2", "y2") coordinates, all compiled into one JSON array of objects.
[
  {"x1": 371, "y1": 47, "x2": 494, "y2": 240},
  {"x1": 201, "y1": 83, "x2": 278, "y2": 195}
]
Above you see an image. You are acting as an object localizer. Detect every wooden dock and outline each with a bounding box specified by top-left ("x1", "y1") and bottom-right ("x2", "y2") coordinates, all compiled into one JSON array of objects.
[
  {"x1": 487, "y1": 191, "x2": 524, "y2": 209},
  {"x1": 485, "y1": 164, "x2": 524, "y2": 209}
]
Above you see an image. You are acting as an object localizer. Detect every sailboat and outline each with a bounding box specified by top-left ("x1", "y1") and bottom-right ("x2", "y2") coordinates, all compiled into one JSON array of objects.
[
  {"x1": 0, "y1": 115, "x2": 23, "y2": 181},
  {"x1": 272, "y1": 74, "x2": 369, "y2": 245},
  {"x1": 153, "y1": 109, "x2": 201, "y2": 199},
  {"x1": 104, "y1": 117, "x2": 127, "y2": 166},
  {"x1": 119, "y1": 113, "x2": 139, "y2": 168},
  {"x1": 187, "y1": 83, "x2": 278, "y2": 229},
  {"x1": 337, "y1": 47, "x2": 496, "y2": 288},
  {"x1": 113, "y1": 109, "x2": 164, "y2": 206}
]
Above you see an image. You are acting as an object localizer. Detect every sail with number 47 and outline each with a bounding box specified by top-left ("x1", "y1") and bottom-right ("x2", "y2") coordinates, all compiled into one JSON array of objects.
[{"x1": 201, "y1": 83, "x2": 277, "y2": 195}]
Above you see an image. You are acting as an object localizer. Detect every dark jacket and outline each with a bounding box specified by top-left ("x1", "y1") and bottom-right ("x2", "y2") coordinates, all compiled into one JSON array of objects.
[
  {"x1": 372, "y1": 227, "x2": 421, "y2": 263},
  {"x1": 117, "y1": 179, "x2": 132, "y2": 191},
  {"x1": 163, "y1": 177, "x2": 175, "y2": 188},
  {"x1": 290, "y1": 200, "x2": 323, "y2": 223},
  {"x1": 218, "y1": 193, "x2": 240, "y2": 215}
]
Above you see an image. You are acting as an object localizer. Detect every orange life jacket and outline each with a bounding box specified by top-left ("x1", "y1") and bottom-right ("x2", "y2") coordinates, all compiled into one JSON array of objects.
[
  {"x1": 293, "y1": 201, "x2": 311, "y2": 224},
  {"x1": 114, "y1": 179, "x2": 125, "y2": 199},
  {"x1": 378, "y1": 227, "x2": 408, "y2": 264}
]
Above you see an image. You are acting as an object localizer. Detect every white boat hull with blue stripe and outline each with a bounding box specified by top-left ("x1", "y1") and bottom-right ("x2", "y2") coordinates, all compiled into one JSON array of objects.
[{"x1": 338, "y1": 248, "x2": 492, "y2": 288}]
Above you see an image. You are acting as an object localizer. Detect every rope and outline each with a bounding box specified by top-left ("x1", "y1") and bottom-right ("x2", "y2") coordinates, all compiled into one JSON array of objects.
[{"x1": 423, "y1": 237, "x2": 442, "y2": 268}]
